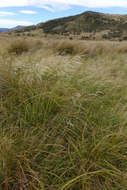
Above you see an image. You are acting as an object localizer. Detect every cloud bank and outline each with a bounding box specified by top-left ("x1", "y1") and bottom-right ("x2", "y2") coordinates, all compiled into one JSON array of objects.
[{"x1": 0, "y1": 0, "x2": 127, "y2": 9}]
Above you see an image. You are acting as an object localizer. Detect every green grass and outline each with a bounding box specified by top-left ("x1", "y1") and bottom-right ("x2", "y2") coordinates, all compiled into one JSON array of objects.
[{"x1": 1, "y1": 38, "x2": 127, "y2": 189}]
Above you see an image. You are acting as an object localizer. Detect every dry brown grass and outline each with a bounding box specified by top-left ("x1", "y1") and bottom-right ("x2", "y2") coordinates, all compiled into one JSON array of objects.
[
  {"x1": 51, "y1": 39, "x2": 127, "y2": 57},
  {"x1": 7, "y1": 39, "x2": 30, "y2": 55}
]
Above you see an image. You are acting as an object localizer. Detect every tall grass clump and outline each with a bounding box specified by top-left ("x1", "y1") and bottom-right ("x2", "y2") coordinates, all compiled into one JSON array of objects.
[
  {"x1": 53, "y1": 40, "x2": 85, "y2": 55},
  {"x1": 7, "y1": 39, "x2": 29, "y2": 55}
]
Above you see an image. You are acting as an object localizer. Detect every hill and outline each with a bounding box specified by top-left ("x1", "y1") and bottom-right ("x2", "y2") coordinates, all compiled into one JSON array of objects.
[
  {"x1": 39, "y1": 11, "x2": 127, "y2": 33},
  {"x1": 0, "y1": 25, "x2": 25, "y2": 32},
  {"x1": 11, "y1": 25, "x2": 25, "y2": 30},
  {"x1": 37, "y1": 11, "x2": 127, "y2": 40},
  {"x1": 0, "y1": 28, "x2": 9, "y2": 32}
]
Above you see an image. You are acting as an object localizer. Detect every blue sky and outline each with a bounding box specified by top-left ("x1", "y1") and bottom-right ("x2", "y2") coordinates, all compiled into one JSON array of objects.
[{"x1": 1, "y1": 0, "x2": 127, "y2": 28}]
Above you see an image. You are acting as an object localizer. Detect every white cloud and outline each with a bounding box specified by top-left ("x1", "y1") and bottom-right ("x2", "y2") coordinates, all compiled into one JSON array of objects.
[
  {"x1": 20, "y1": 10, "x2": 37, "y2": 14},
  {"x1": 0, "y1": 11, "x2": 16, "y2": 16},
  {"x1": 39, "y1": 5, "x2": 55, "y2": 12},
  {"x1": 31, "y1": 0, "x2": 127, "y2": 8},
  {"x1": 1, "y1": 0, "x2": 127, "y2": 10},
  {"x1": 0, "y1": 0, "x2": 28, "y2": 7},
  {"x1": 0, "y1": 19, "x2": 33, "y2": 28}
]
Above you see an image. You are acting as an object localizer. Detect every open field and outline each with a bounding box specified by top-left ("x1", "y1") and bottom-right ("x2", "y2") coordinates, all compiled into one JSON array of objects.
[{"x1": 1, "y1": 36, "x2": 127, "y2": 189}]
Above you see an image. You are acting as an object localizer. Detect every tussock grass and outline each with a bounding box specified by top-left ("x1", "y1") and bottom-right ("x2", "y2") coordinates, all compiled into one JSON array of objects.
[
  {"x1": 1, "y1": 37, "x2": 127, "y2": 189},
  {"x1": 52, "y1": 39, "x2": 126, "y2": 57},
  {"x1": 7, "y1": 39, "x2": 29, "y2": 55},
  {"x1": 53, "y1": 40, "x2": 82, "y2": 55}
]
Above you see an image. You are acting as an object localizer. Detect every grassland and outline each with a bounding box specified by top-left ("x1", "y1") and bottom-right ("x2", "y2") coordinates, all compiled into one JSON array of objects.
[{"x1": 1, "y1": 36, "x2": 127, "y2": 189}]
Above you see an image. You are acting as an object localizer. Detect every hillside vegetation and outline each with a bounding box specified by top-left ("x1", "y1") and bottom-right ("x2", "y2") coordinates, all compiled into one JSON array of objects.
[
  {"x1": 38, "y1": 11, "x2": 127, "y2": 40},
  {"x1": 1, "y1": 36, "x2": 127, "y2": 189}
]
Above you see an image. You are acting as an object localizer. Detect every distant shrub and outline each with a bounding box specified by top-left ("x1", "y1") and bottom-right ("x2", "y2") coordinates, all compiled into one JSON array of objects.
[
  {"x1": 7, "y1": 39, "x2": 29, "y2": 55},
  {"x1": 122, "y1": 36, "x2": 127, "y2": 40},
  {"x1": 80, "y1": 36, "x2": 89, "y2": 40},
  {"x1": 16, "y1": 33, "x2": 20, "y2": 37},
  {"x1": 102, "y1": 34, "x2": 108, "y2": 39}
]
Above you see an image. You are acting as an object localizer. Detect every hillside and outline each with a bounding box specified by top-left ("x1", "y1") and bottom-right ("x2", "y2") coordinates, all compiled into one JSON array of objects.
[
  {"x1": 40, "y1": 11, "x2": 127, "y2": 33},
  {"x1": 37, "y1": 11, "x2": 127, "y2": 40}
]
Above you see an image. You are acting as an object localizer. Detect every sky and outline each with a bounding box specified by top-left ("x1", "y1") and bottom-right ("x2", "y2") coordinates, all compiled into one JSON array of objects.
[{"x1": 1, "y1": 0, "x2": 127, "y2": 28}]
